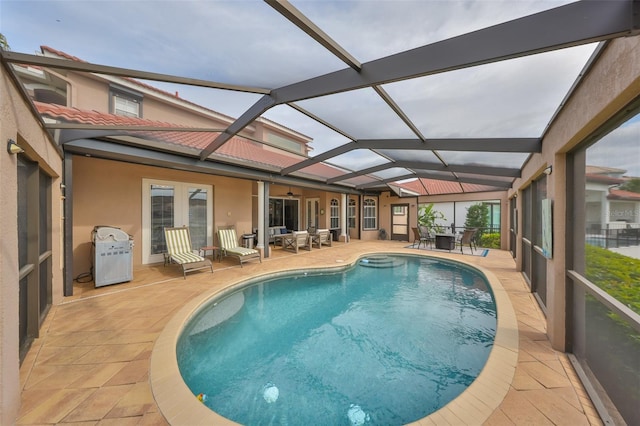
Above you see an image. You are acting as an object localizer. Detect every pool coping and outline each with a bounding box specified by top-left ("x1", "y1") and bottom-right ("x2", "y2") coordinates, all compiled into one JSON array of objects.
[{"x1": 150, "y1": 251, "x2": 518, "y2": 425}]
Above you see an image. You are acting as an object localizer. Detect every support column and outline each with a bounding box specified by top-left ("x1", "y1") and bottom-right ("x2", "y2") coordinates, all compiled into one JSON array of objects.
[
  {"x1": 263, "y1": 182, "x2": 271, "y2": 258},
  {"x1": 341, "y1": 193, "x2": 348, "y2": 242},
  {"x1": 256, "y1": 181, "x2": 265, "y2": 252}
]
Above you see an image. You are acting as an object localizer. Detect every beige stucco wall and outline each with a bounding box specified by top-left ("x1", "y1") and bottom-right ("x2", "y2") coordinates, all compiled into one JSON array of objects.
[
  {"x1": 1, "y1": 65, "x2": 63, "y2": 425},
  {"x1": 510, "y1": 36, "x2": 640, "y2": 351},
  {"x1": 71, "y1": 156, "x2": 254, "y2": 277},
  {"x1": 66, "y1": 72, "x2": 313, "y2": 149}
]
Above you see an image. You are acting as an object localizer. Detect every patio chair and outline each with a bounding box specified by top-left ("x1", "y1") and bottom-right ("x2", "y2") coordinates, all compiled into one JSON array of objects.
[
  {"x1": 311, "y1": 229, "x2": 332, "y2": 248},
  {"x1": 218, "y1": 227, "x2": 262, "y2": 267},
  {"x1": 412, "y1": 227, "x2": 429, "y2": 249},
  {"x1": 456, "y1": 228, "x2": 477, "y2": 254},
  {"x1": 282, "y1": 230, "x2": 312, "y2": 254},
  {"x1": 163, "y1": 227, "x2": 213, "y2": 279},
  {"x1": 418, "y1": 225, "x2": 435, "y2": 247}
]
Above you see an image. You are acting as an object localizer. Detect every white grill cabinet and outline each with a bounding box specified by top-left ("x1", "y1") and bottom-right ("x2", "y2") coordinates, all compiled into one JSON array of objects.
[{"x1": 92, "y1": 226, "x2": 133, "y2": 287}]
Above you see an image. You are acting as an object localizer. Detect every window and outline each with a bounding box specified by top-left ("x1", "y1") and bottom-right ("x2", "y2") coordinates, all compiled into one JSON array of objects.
[
  {"x1": 486, "y1": 201, "x2": 501, "y2": 233},
  {"x1": 17, "y1": 157, "x2": 52, "y2": 363},
  {"x1": 330, "y1": 198, "x2": 339, "y2": 229},
  {"x1": 110, "y1": 85, "x2": 143, "y2": 118},
  {"x1": 363, "y1": 197, "x2": 377, "y2": 230},
  {"x1": 568, "y1": 101, "x2": 640, "y2": 425},
  {"x1": 348, "y1": 198, "x2": 356, "y2": 229}
]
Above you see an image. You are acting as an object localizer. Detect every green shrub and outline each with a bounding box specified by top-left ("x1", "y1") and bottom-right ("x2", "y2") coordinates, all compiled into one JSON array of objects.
[
  {"x1": 465, "y1": 203, "x2": 489, "y2": 240},
  {"x1": 479, "y1": 233, "x2": 500, "y2": 249}
]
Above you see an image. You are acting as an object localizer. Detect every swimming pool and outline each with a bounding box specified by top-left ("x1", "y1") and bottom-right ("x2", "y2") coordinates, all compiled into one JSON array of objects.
[{"x1": 176, "y1": 255, "x2": 496, "y2": 425}]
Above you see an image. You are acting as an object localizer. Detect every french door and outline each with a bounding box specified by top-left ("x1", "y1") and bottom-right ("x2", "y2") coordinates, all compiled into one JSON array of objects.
[{"x1": 142, "y1": 179, "x2": 213, "y2": 264}]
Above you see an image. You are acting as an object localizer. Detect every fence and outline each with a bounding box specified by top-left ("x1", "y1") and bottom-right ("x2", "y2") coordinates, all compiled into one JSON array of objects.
[{"x1": 586, "y1": 224, "x2": 640, "y2": 248}]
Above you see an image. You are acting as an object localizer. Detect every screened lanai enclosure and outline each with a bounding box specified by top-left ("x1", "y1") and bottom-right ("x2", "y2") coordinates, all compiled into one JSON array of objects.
[
  {"x1": 2, "y1": 0, "x2": 637, "y2": 196},
  {"x1": 2, "y1": 1, "x2": 640, "y2": 425}
]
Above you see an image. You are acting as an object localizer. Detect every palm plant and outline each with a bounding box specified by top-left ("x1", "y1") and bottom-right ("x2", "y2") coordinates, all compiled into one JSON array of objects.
[{"x1": 418, "y1": 203, "x2": 446, "y2": 233}]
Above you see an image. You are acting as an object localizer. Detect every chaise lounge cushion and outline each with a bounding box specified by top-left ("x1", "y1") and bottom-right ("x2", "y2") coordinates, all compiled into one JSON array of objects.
[
  {"x1": 164, "y1": 227, "x2": 213, "y2": 279},
  {"x1": 218, "y1": 227, "x2": 261, "y2": 267}
]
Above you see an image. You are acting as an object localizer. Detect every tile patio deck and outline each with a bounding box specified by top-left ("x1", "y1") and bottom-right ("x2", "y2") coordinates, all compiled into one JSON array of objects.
[{"x1": 18, "y1": 240, "x2": 602, "y2": 425}]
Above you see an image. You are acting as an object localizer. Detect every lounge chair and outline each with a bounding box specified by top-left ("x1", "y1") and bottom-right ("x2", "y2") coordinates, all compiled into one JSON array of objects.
[
  {"x1": 311, "y1": 229, "x2": 332, "y2": 248},
  {"x1": 282, "y1": 230, "x2": 312, "y2": 253},
  {"x1": 456, "y1": 228, "x2": 477, "y2": 254},
  {"x1": 218, "y1": 227, "x2": 262, "y2": 267},
  {"x1": 163, "y1": 227, "x2": 213, "y2": 279}
]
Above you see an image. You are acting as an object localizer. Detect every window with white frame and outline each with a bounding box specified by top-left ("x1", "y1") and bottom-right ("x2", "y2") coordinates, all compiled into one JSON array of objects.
[
  {"x1": 348, "y1": 198, "x2": 356, "y2": 229},
  {"x1": 330, "y1": 198, "x2": 339, "y2": 229},
  {"x1": 363, "y1": 197, "x2": 377, "y2": 230},
  {"x1": 110, "y1": 85, "x2": 142, "y2": 118}
]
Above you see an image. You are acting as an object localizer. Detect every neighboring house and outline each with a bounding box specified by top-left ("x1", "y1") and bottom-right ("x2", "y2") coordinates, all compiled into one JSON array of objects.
[{"x1": 585, "y1": 165, "x2": 640, "y2": 233}]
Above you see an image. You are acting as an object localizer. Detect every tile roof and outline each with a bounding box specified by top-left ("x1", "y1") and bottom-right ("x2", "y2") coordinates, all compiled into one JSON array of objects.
[
  {"x1": 34, "y1": 101, "x2": 344, "y2": 178},
  {"x1": 32, "y1": 46, "x2": 508, "y2": 195},
  {"x1": 608, "y1": 188, "x2": 640, "y2": 201},
  {"x1": 39, "y1": 46, "x2": 313, "y2": 144},
  {"x1": 586, "y1": 173, "x2": 626, "y2": 185},
  {"x1": 392, "y1": 178, "x2": 501, "y2": 196}
]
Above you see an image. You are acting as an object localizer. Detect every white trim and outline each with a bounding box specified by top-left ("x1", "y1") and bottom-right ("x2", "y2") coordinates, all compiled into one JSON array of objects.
[{"x1": 142, "y1": 178, "x2": 213, "y2": 265}]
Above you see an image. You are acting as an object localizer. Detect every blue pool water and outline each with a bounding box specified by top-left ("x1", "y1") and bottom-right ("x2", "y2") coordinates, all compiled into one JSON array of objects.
[{"x1": 177, "y1": 255, "x2": 496, "y2": 425}]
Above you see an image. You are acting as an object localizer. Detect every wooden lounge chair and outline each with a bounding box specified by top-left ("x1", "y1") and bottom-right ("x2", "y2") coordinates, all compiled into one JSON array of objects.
[
  {"x1": 311, "y1": 229, "x2": 332, "y2": 248},
  {"x1": 163, "y1": 227, "x2": 213, "y2": 279},
  {"x1": 282, "y1": 230, "x2": 312, "y2": 254},
  {"x1": 218, "y1": 227, "x2": 262, "y2": 267}
]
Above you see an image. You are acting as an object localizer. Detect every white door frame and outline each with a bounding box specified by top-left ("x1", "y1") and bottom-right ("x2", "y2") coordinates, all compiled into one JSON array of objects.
[
  {"x1": 141, "y1": 178, "x2": 213, "y2": 264},
  {"x1": 306, "y1": 197, "x2": 319, "y2": 230}
]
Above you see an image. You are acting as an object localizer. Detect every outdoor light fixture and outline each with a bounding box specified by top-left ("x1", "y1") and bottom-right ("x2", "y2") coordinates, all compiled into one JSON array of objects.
[
  {"x1": 543, "y1": 165, "x2": 553, "y2": 175},
  {"x1": 7, "y1": 139, "x2": 24, "y2": 155}
]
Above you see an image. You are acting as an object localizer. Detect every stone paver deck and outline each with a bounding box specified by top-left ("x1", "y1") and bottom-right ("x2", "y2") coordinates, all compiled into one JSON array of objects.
[{"x1": 18, "y1": 240, "x2": 602, "y2": 425}]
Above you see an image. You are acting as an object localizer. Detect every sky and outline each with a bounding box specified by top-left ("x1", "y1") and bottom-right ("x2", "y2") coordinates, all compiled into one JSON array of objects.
[
  {"x1": 587, "y1": 114, "x2": 640, "y2": 177},
  {"x1": 2, "y1": 0, "x2": 635, "y2": 176}
]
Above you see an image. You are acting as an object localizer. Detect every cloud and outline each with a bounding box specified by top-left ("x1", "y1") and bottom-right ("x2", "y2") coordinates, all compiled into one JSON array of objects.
[
  {"x1": 293, "y1": 0, "x2": 574, "y2": 63},
  {"x1": 2, "y1": 0, "x2": 598, "y2": 168},
  {"x1": 587, "y1": 116, "x2": 640, "y2": 177}
]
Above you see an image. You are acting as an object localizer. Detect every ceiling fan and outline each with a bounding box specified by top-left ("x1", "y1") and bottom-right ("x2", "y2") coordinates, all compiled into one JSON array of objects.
[{"x1": 279, "y1": 186, "x2": 301, "y2": 198}]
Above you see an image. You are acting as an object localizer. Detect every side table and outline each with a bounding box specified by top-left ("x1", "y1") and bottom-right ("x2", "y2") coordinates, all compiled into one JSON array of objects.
[
  {"x1": 435, "y1": 234, "x2": 456, "y2": 251},
  {"x1": 200, "y1": 246, "x2": 221, "y2": 262}
]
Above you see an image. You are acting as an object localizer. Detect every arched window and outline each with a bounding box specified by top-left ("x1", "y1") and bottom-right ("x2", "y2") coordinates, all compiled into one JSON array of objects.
[
  {"x1": 330, "y1": 198, "x2": 339, "y2": 229},
  {"x1": 363, "y1": 197, "x2": 377, "y2": 230}
]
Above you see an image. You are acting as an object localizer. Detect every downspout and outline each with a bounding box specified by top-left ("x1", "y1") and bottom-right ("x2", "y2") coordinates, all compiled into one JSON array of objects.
[{"x1": 63, "y1": 151, "x2": 74, "y2": 296}]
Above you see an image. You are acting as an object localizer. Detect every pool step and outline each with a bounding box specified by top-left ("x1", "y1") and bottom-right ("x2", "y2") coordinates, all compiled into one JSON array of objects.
[{"x1": 359, "y1": 255, "x2": 399, "y2": 268}]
